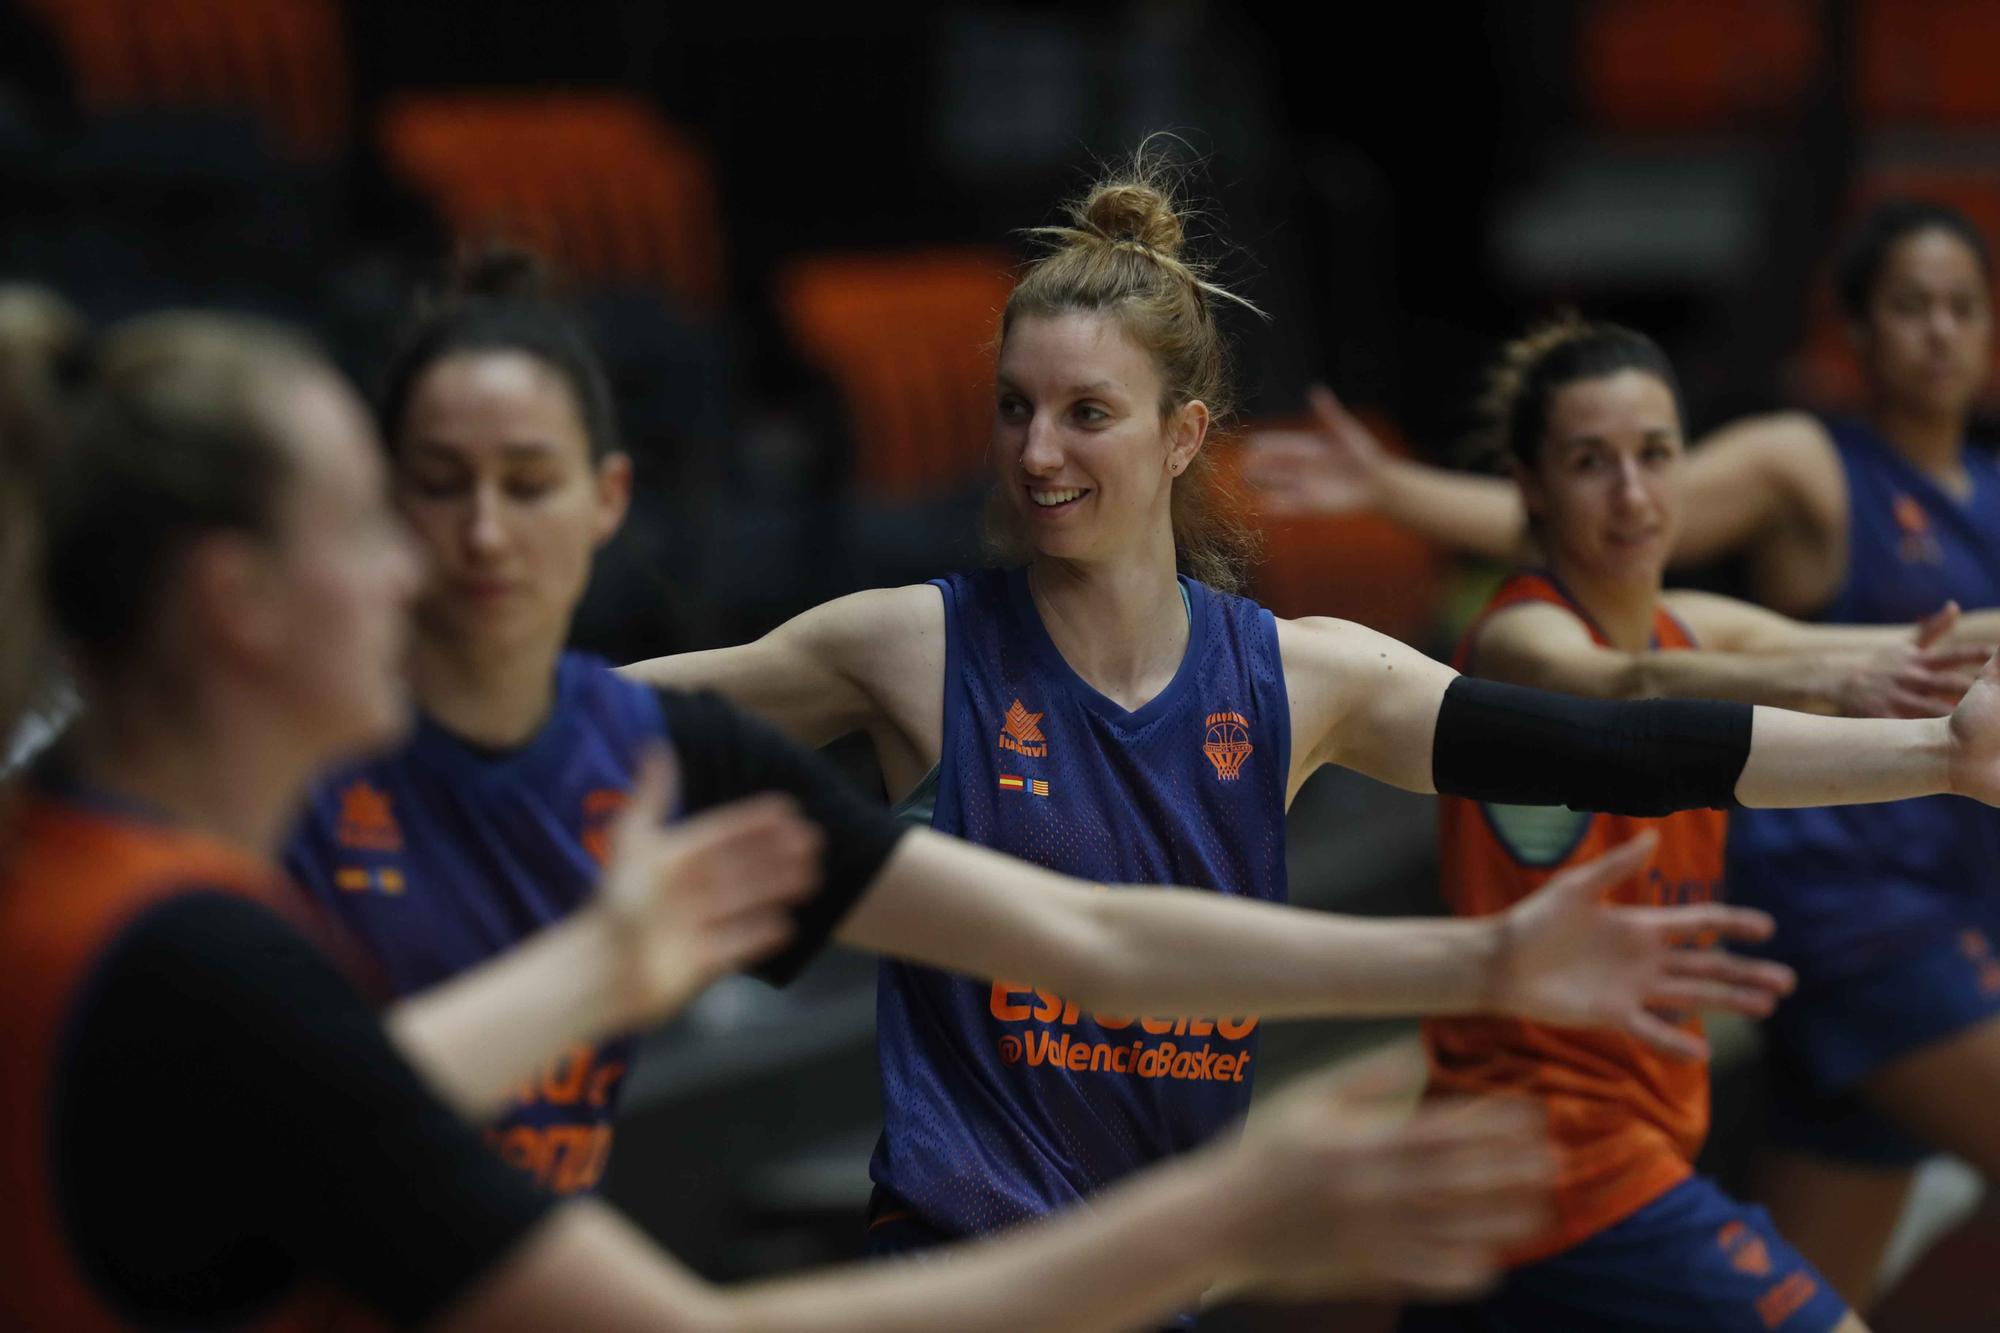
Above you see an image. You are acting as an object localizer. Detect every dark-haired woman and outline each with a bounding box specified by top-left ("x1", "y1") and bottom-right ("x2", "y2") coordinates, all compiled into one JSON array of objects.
[
  {"x1": 1394, "y1": 314, "x2": 2000, "y2": 1332},
  {"x1": 624, "y1": 160, "x2": 2000, "y2": 1301},
  {"x1": 1, "y1": 309, "x2": 1596, "y2": 1331},
  {"x1": 1249, "y1": 199, "x2": 2000, "y2": 1307}
]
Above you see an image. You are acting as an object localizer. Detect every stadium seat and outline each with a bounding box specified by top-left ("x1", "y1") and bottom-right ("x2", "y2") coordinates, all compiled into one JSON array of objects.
[
  {"x1": 1860, "y1": 0, "x2": 2000, "y2": 127},
  {"x1": 379, "y1": 92, "x2": 725, "y2": 316},
  {"x1": 1578, "y1": 0, "x2": 1820, "y2": 132},
  {"x1": 21, "y1": 0, "x2": 348, "y2": 159},
  {"x1": 774, "y1": 249, "x2": 1016, "y2": 498}
]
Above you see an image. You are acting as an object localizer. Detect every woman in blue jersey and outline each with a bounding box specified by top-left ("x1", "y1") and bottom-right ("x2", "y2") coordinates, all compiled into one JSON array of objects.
[
  {"x1": 1248, "y1": 198, "x2": 2000, "y2": 1309},
  {"x1": 624, "y1": 156, "x2": 2000, "y2": 1274},
  {"x1": 5, "y1": 308, "x2": 1585, "y2": 1332}
]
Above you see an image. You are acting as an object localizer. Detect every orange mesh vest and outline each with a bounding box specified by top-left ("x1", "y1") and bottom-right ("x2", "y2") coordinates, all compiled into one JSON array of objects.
[
  {"x1": 1424, "y1": 572, "x2": 1728, "y2": 1264},
  {"x1": 0, "y1": 790, "x2": 365, "y2": 1331}
]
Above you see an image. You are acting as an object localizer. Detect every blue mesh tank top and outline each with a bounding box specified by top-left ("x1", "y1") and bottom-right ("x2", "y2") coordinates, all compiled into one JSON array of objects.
[
  {"x1": 285, "y1": 651, "x2": 668, "y2": 1194},
  {"x1": 1728, "y1": 420, "x2": 2000, "y2": 977},
  {"x1": 869, "y1": 567, "x2": 1291, "y2": 1238}
]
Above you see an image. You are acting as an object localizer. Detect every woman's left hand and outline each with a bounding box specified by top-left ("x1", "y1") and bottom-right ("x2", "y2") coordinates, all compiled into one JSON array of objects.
[{"x1": 1491, "y1": 832, "x2": 1796, "y2": 1061}]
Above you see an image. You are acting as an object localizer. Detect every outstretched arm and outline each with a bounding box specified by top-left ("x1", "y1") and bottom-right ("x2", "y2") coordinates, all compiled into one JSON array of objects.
[
  {"x1": 1279, "y1": 611, "x2": 2000, "y2": 811},
  {"x1": 618, "y1": 584, "x2": 942, "y2": 750},
  {"x1": 839, "y1": 827, "x2": 1787, "y2": 1061},
  {"x1": 1478, "y1": 596, "x2": 1990, "y2": 718},
  {"x1": 1243, "y1": 386, "x2": 1532, "y2": 561},
  {"x1": 1243, "y1": 393, "x2": 1850, "y2": 610},
  {"x1": 440, "y1": 1053, "x2": 1553, "y2": 1332}
]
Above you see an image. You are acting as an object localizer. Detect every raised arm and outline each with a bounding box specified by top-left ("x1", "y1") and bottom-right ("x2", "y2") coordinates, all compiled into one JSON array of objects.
[
  {"x1": 1243, "y1": 394, "x2": 1852, "y2": 613},
  {"x1": 1475, "y1": 595, "x2": 1989, "y2": 718},
  {"x1": 1673, "y1": 412, "x2": 1847, "y2": 612},
  {"x1": 1243, "y1": 386, "x2": 1533, "y2": 561}
]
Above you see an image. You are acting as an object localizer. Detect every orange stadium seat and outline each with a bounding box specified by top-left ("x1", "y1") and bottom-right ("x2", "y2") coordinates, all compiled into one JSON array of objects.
[
  {"x1": 379, "y1": 93, "x2": 725, "y2": 317},
  {"x1": 1223, "y1": 415, "x2": 1447, "y2": 644},
  {"x1": 22, "y1": 0, "x2": 348, "y2": 158},
  {"x1": 1860, "y1": 0, "x2": 2000, "y2": 127},
  {"x1": 775, "y1": 249, "x2": 1017, "y2": 497},
  {"x1": 1789, "y1": 170, "x2": 2000, "y2": 412},
  {"x1": 1578, "y1": 0, "x2": 1820, "y2": 132}
]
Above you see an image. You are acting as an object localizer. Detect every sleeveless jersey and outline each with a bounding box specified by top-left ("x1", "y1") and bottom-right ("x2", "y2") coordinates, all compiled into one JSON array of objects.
[
  {"x1": 0, "y1": 788, "x2": 345, "y2": 1331},
  {"x1": 870, "y1": 568, "x2": 1291, "y2": 1238},
  {"x1": 1727, "y1": 420, "x2": 2000, "y2": 977},
  {"x1": 285, "y1": 650, "x2": 669, "y2": 1196},
  {"x1": 1424, "y1": 572, "x2": 1728, "y2": 1264}
]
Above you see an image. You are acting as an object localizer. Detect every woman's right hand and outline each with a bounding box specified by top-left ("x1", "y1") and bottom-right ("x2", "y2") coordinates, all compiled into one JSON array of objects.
[
  {"x1": 1242, "y1": 385, "x2": 1388, "y2": 518},
  {"x1": 1218, "y1": 1045, "x2": 1553, "y2": 1304},
  {"x1": 1820, "y1": 602, "x2": 1993, "y2": 718},
  {"x1": 597, "y1": 748, "x2": 825, "y2": 1025}
]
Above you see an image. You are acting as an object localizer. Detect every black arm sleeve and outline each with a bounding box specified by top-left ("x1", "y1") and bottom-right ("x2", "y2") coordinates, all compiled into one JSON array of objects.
[
  {"x1": 54, "y1": 893, "x2": 555, "y2": 1328},
  {"x1": 1432, "y1": 676, "x2": 1754, "y2": 816},
  {"x1": 655, "y1": 689, "x2": 911, "y2": 985}
]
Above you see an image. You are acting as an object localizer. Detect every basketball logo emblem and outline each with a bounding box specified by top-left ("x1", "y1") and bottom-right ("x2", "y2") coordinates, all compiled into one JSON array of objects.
[{"x1": 1202, "y1": 711, "x2": 1253, "y2": 781}]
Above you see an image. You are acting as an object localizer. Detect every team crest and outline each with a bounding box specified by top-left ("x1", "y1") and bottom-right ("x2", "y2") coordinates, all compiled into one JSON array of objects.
[
  {"x1": 998, "y1": 699, "x2": 1048, "y2": 757},
  {"x1": 1893, "y1": 493, "x2": 1944, "y2": 565},
  {"x1": 1717, "y1": 1221, "x2": 1773, "y2": 1277},
  {"x1": 1202, "y1": 711, "x2": 1254, "y2": 781},
  {"x1": 582, "y1": 789, "x2": 629, "y2": 866},
  {"x1": 336, "y1": 781, "x2": 403, "y2": 852}
]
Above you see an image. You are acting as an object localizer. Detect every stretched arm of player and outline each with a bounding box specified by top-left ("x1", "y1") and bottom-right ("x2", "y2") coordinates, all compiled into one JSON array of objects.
[
  {"x1": 70, "y1": 890, "x2": 1547, "y2": 1332},
  {"x1": 440, "y1": 1052, "x2": 1554, "y2": 1333},
  {"x1": 618, "y1": 585, "x2": 940, "y2": 749},
  {"x1": 636, "y1": 687, "x2": 1785, "y2": 1060},
  {"x1": 1280, "y1": 612, "x2": 2000, "y2": 810},
  {"x1": 1477, "y1": 596, "x2": 1989, "y2": 719},
  {"x1": 840, "y1": 825, "x2": 1780, "y2": 1060},
  {"x1": 388, "y1": 753, "x2": 823, "y2": 1118},
  {"x1": 1242, "y1": 385, "x2": 1534, "y2": 561}
]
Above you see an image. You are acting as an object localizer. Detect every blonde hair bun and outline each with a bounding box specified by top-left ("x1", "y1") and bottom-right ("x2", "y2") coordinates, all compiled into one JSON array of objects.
[{"x1": 1078, "y1": 180, "x2": 1186, "y2": 258}]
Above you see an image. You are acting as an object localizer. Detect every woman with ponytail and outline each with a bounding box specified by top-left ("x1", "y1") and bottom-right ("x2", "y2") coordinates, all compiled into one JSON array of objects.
[
  {"x1": 625, "y1": 147, "x2": 2000, "y2": 1304},
  {"x1": 1250, "y1": 201, "x2": 2000, "y2": 1310},
  {"x1": 1394, "y1": 315, "x2": 2000, "y2": 1332}
]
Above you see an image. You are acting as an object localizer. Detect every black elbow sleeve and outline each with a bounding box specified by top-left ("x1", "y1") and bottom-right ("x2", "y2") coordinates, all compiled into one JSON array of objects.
[{"x1": 1432, "y1": 676, "x2": 1752, "y2": 816}]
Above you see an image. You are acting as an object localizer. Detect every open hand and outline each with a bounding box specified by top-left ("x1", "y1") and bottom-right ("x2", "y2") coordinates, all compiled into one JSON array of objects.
[
  {"x1": 597, "y1": 747, "x2": 824, "y2": 1025},
  {"x1": 1824, "y1": 602, "x2": 1991, "y2": 718},
  {"x1": 1222, "y1": 1045, "x2": 1553, "y2": 1303},
  {"x1": 1241, "y1": 385, "x2": 1387, "y2": 517},
  {"x1": 1490, "y1": 833, "x2": 1795, "y2": 1060}
]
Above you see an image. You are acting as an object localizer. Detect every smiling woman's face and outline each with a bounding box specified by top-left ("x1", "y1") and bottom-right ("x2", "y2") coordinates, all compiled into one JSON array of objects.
[
  {"x1": 1519, "y1": 369, "x2": 1684, "y2": 588},
  {"x1": 392, "y1": 350, "x2": 629, "y2": 659},
  {"x1": 991, "y1": 309, "x2": 1204, "y2": 567}
]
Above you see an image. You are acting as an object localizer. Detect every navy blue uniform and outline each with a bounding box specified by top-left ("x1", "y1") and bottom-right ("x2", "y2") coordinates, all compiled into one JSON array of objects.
[
  {"x1": 288, "y1": 652, "x2": 903, "y2": 1193},
  {"x1": 868, "y1": 569, "x2": 1290, "y2": 1247},
  {"x1": 1728, "y1": 420, "x2": 2000, "y2": 1163}
]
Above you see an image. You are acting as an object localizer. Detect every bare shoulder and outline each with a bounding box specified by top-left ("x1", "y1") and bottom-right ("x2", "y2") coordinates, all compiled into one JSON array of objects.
[{"x1": 1273, "y1": 614, "x2": 1459, "y2": 794}]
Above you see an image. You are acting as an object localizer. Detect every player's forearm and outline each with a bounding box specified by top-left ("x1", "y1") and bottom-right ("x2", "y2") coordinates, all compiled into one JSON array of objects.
[
  {"x1": 387, "y1": 908, "x2": 631, "y2": 1120},
  {"x1": 1736, "y1": 710, "x2": 1953, "y2": 808},
  {"x1": 713, "y1": 1145, "x2": 1245, "y2": 1333},
  {"x1": 1629, "y1": 650, "x2": 1841, "y2": 713},
  {"x1": 1377, "y1": 457, "x2": 1532, "y2": 561},
  {"x1": 1083, "y1": 890, "x2": 1498, "y2": 1020}
]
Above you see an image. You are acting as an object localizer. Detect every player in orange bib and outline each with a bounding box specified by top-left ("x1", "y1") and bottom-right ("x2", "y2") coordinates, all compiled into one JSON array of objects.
[{"x1": 1399, "y1": 319, "x2": 1999, "y2": 1333}]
